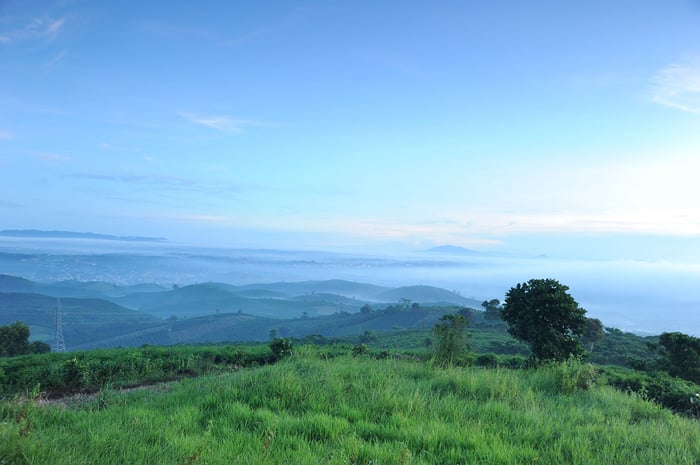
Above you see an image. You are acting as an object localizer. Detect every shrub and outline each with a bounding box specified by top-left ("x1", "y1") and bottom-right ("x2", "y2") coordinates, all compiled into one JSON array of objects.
[
  {"x1": 270, "y1": 338, "x2": 293, "y2": 361},
  {"x1": 554, "y1": 358, "x2": 598, "y2": 393},
  {"x1": 475, "y1": 353, "x2": 498, "y2": 368},
  {"x1": 351, "y1": 344, "x2": 371, "y2": 357}
]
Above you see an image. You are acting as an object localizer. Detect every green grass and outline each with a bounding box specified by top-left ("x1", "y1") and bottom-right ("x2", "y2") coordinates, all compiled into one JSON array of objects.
[{"x1": 2, "y1": 349, "x2": 698, "y2": 464}]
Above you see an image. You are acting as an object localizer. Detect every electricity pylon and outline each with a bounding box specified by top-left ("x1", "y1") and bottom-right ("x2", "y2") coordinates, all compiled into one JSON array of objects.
[{"x1": 52, "y1": 298, "x2": 66, "y2": 353}]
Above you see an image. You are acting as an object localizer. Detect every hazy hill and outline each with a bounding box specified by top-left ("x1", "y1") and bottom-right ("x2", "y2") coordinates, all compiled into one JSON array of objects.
[
  {"x1": 0, "y1": 275, "x2": 488, "y2": 348},
  {"x1": 425, "y1": 245, "x2": 480, "y2": 255},
  {"x1": 375, "y1": 285, "x2": 479, "y2": 307},
  {"x1": 0, "y1": 274, "x2": 41, "y2": 293},
  {"x1": 0, "y1": 229, "x2": 166, "y2": 242},
  {"x1": 68, "y1": 304, "x2": 456, "y2": 349},
  {"x1": 0, "y1": 274, "x2": 167, "y2": 300},
  {"x1": 238, "y1": 279, "x2": 388, "y2": 299},
  {"x1": 0, "y1": 292, "x2": 157, "y2": 345}
]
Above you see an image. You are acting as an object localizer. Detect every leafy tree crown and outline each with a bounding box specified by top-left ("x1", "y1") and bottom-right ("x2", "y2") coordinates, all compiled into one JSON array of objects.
[{"x1": 502, "y1": 278, "x2": 586, "y2": 361}]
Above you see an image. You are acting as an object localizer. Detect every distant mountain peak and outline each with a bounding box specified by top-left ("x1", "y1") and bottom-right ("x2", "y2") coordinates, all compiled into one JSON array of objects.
[
  {"x1": 425, "y1": 245, "x2": 479, "y2": 255},
  {"x1": 0, "y1": 229, "x2": 166, "y2": 243}
]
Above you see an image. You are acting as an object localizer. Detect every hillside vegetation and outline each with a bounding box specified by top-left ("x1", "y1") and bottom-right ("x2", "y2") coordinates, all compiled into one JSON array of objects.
[
  {"x1": 0, "y1": 274, "x2": 482, "y2": 349},
  {"x1": 2, "y1": 350, "x2": 698, "y2": 464}
]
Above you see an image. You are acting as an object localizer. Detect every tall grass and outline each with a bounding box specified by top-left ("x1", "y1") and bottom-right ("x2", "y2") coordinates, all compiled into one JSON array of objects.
[{"x1": 1, "y1": 349, "x2": 698, "y2": 464}]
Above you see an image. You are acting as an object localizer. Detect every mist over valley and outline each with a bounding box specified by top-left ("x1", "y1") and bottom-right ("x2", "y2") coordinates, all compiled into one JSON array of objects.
[{"x1": 1, "y1": 235, "x2": 697, "y2": 341}]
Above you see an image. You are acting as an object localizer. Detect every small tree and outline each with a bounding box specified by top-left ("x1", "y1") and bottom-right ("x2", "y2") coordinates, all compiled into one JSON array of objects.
[
  {"x1": 269, "y1": 337, "x2": 293, "y2": 361},
  {"x1": 0, "y1": 321, "x2": 31, "y2": 357},
  {"x1": 481, "y1": 299, "x2": 503, "y2": 321},
  {"x1": 432, "y1": 314, "x2": 469, "y2": 366},
  {"x1": 658, "y1": 332, "x2": 700, "y2": 384},
  {"x1": 29, "y1": 340, "x2": 51, "y2": 354},
  {"x1": 359, "y1": 330, "x2": 376, "y2": 343},
  {"x1": 501, "y1": 278, "x2": 586, "y2": 362},
  {"x1": 360, "y1": 304, "x2": 372, "y2": 315},
  {"x1": 581, "y1": 318, "x2": 604, "y2": 352}
]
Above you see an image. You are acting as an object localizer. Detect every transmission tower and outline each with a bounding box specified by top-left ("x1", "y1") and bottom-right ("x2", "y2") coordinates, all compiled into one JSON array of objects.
[{"x1": 53, "y1": 298, "x2": 66, "y2": 353}]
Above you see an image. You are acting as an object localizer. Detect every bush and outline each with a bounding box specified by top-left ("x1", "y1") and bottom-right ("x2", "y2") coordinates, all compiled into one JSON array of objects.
[
  {"x1": 270, "y1": 338, "x2": 293, "y2": 361},
  {"x1": 475, "y1": 353, "x2": 498, "y2": 368},
  {"x1": 554, "y1": 359, "x2": 598, "y2": 393},
  {"x1": 351, "y1": 344, "x2": 371, "y2": 357},
  {"x1": 602, "y1": 366, "x2": 700, "y2": 418}
]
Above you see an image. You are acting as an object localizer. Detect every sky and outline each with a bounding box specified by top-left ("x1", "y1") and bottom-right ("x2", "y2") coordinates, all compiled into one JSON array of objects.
[{"x1": 2, "y1": 0, "x2": 700, "y2": 257}]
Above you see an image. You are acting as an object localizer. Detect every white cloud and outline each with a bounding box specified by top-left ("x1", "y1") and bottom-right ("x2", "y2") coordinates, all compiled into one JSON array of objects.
[
  {"x1": 1, "y1": 16, "x2": 66, "y2": 44},
  {"x1": 179, "y1": 112, "x2": 271, "y2": 133},
  {"x1": 0, "y1": 130, "x2": 12, "y2": 139},
  {"x1": 43, "y1": 18, "x2": 65, "y2": 39},
  {"x1": 651, "y1": 56, "x2": 700, "y2": 114}
]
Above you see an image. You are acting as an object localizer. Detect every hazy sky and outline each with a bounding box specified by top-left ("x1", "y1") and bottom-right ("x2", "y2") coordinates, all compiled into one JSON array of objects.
[{"x1": 2, "y1": 1, "x2": 700, "y2": 256}]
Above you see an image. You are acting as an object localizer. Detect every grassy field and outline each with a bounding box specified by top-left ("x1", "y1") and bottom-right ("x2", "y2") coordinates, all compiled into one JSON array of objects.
[{"x1": 2, "y1": 349, "x2": 698, "y2": 464}]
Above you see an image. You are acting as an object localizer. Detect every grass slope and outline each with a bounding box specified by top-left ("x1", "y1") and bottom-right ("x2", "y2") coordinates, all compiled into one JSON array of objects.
[{"x1": 2, "y1": 353, "x2": 698, "y2": 464}]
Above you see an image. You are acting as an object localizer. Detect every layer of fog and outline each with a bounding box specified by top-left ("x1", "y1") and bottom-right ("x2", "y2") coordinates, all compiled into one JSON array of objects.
[{"x1": 1, "y1": 237, "x2": 698, "y2": 336}]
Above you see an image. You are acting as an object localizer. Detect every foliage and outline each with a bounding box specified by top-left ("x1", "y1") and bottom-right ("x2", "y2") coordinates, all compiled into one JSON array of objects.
[
  {"x1": 0, "y1": 345, "x2": 274, "y2": 398},
  {"x1": 551, "y1": 358, "x2": 598, "y2": 394},
  {"x1": 269, "y1": 338, "x2": 293, "y2": 361},
  {"x1": 502, "y1": 278, "x2": 587, "y2": 362},
  {"x1": 358, "y1": 330, "x2": 376, "y2": 343},
  {"x1": 432, "y1": 313, "x2": 470, "y2": 366},
  {"x1": 481, "y1": 298, "x2": 502, "y2": 320},
  {"x1": 587, "y1": 327, "x2": 659, "y2": 368},
  {"x1": 602, "y1": 365, "x2": 700, "y2": 418},
  {"x1": 0, "y1": 321, "x2": 31, "y2": 357},
  {"x1": 658, "y1": 332, "x2": 700, "y2": 384},
  {"x1": 350, "y1": 343, "x2": 371, "y2": 357},
  {"x1": 28, "y1": 341, "x2": 51, "y2": 354},
  {"x1": 1, "y1": 353, "x2": 699, "y2": 464},
  {"x1": 582, "y1": 317, "x2": 605, "y2": 351}
]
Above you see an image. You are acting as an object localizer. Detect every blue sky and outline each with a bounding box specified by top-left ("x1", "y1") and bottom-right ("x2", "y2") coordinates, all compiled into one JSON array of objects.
[{"x1": 2, "y1": 0, "x2": 700, "y2": 256}]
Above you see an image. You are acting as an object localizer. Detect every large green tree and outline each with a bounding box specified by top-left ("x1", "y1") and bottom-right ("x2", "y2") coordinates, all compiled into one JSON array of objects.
[{"x1": 501, "y1": 278, "x2": 587, "y2": 361}]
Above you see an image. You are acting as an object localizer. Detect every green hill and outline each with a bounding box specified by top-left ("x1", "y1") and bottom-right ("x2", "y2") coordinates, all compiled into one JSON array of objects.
[
  {"x1": 2, "y1": 353, "x2": 698, "y2": 464},
  {"x1": 0, "y1": 292, "x2": 157, "y2": 346}
]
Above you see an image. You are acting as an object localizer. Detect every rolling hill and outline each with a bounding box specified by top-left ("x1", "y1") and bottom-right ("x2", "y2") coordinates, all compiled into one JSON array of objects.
[{"x1": 0, "y1": 274, "x2": 486, "y2": 349}]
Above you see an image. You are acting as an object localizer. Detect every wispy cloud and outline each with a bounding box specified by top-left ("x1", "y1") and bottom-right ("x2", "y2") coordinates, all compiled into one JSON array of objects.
[
  {"x1": 68, "y1": 173, "x2": 197, "y2": 187},
  {"x1": 219, "y1": 28, "x2": 271, "y2": 47},
  {"x1": 651, "y1": 56, "x2": 700, "y2": 114},
  {"x1": 0, "y1": 130, "x2": 12, "y2": 139},
  {"x1": 179, "y1": 112, "x2": 273, "y2": 133},
  {"x1": 168, "y1": 214, "x2": 231, "y2": 223},
  {"x1": 31, "y1": 151, "x2": 72, "y2": 162},
  {"x1": 65, "y1": 172, "x2": 244, "y2": 195},
  {"x1": 138, "y1": 20, "x2": 213, "y2": 39},
  {"x1": 0, "y1": 16, "x2": 66, "y2": 44},
  {"x1": 44, "y1": 48, "x2": 68, "y2": 71}
]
